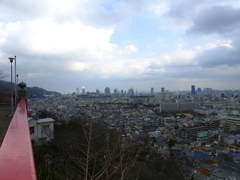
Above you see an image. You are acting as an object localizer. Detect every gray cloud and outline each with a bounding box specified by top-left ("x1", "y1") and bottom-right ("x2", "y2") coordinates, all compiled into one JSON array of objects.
[
  {"x1": 167, "y1": 0, "x2": 203, "y2": 19},
  {"x1": 196, "y1": 46, "x2": 240, "y2": 67},
  {"x1": 167, "y1": 0, "x2": 238, "y2": 18},
  {"x1": 189, "y1": 6, "x2": 240, "y2": 35},
  {"x1": 178, "y1": 4, "x2": 240, "y2": 68}
]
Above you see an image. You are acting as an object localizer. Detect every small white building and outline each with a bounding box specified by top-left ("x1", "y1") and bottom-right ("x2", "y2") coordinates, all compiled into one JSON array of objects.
[{"x1": 28, "y1": 117, "x2": 55, "y2": 142}]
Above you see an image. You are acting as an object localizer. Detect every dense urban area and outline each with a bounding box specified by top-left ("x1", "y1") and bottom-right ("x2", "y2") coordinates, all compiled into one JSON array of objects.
[{"x1": 28, "y1": 86, "x2": 240, "y2": 180}]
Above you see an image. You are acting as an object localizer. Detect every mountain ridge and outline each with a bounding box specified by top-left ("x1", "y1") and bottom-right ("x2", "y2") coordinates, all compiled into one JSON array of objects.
[{"x1": 0, "y1": 80, "x2": 60, "y2": 98}]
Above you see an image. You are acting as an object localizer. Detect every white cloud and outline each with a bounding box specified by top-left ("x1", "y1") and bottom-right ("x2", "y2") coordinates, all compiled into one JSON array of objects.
[
  {"x1": 68, "y1": 61, "x2": 89, "y2": 71},
  {"x1": 0, "y1": 19, "x2": 114, "y2": 56},
  {"x1": 125, "y1": 44, "x2": 138, "y2": 53},
  {"x1": 96, "y1": 58, "x2": 152, "y2": 78},
  {"x1": 149, "y1": 1, "x2": 169, "y2": 16}
]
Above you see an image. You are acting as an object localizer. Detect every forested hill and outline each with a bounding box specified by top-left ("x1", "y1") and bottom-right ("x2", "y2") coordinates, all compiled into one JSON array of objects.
[{"x1": 0, "y1": 80, "x2": 60, "y2": 98}]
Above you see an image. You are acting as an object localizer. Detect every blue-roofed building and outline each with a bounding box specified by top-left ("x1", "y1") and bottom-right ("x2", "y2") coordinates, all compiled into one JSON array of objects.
[
  {"x1": 193, "y1": 151, "x2": 214, "y2": 160},
  {"x1": 231, "y1": 130, "x2": 240, "y2": 135}
]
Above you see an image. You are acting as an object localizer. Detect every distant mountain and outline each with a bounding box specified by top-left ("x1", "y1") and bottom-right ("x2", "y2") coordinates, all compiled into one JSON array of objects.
[
  {"x1": 27, "y1": 86, "x2": 61, "y2": 98},
  {"x1": 0, "y1": 80, "x2": 61, "y2": 98}
]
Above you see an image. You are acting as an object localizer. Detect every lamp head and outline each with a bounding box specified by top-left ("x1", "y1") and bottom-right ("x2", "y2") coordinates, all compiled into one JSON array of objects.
[{"x1": 9, "y1": 57, "x2": 14, "y2": 63}]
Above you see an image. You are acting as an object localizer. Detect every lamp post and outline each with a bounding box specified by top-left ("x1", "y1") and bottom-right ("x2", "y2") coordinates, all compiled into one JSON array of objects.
[
  {"x1": 9, "y1": 56, "x2": 17, "y2": 110},
  {"x1": 14, "y1": 56, "x2": 17, "y2": 107},
  {"x1": 9, "y1": 57, "x2": 14, "y2": 114}
]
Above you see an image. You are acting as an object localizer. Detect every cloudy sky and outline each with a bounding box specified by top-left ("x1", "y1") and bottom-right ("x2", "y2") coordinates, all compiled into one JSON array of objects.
[{"x1": 0, "y1": 0, "x2": 240, "y2": 92}]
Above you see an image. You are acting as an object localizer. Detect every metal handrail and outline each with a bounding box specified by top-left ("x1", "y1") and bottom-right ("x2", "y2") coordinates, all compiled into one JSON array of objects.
[{"x1": 0, "y1": 99, "x2": 37, "y2": 180}]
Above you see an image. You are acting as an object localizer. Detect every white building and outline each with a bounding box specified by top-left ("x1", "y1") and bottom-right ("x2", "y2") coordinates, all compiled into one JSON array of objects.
[{"x1": 28, "y1": 117, "x2": 55, "y2": 142}]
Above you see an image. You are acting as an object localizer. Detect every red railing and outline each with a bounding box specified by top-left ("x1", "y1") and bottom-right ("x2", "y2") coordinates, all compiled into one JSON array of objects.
[{"x1": 0, "y1": 99, "x2": 37, "y2": 180}]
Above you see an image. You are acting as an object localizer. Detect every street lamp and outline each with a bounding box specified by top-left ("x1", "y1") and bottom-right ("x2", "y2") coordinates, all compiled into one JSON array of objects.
[
  {"x1": 14, "y1": 56, "x2": 17, "y2": 107},
  {"x1": 9, "y1": 56, "x2": 17, "y2": 110},
  {"x1": 9, "y1": 57, "x2": 14, "y2": 114}
]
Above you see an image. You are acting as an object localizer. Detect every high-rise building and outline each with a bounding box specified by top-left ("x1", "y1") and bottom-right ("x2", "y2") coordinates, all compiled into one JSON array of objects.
[
  {"x1": 96, "y1": 89, "x2": 100, "y2": 94},
  {"x1": 191, "y1": 85, "x2": 196, "y2": 96},
  {"x1": 82, "y1": 87, "x2": 86, "y2": 94},
  {"x1": 135, "y1": 89, "x2": 138, "y2": 95},
  {"x1": 161, "y1": 87, "x2": 165, "y2": 93},
  {"x1": 203, "y1": 88, "x2": 213, "y2": 95},
  {"x1": 197, "y1": 88, "x2": 202, "y2": 94},
  {"x1": 121, "y1": 90, "x2": 124, "y2": 95},
  {"x1": 113, "y1": 88, "x2": 118, "y2": 94},
  {"x1": 128, "y1": 88, "x2": 134, "y2": 96},
  {"x1": 104, "y1": 87, "x2": 111, "y2": 95},
  {"x1": 76, "y1": 88, "x2": 80, "y2": 95},
  {"x1": 151, "y1": 88, "x2": 154, "y2": 95}
]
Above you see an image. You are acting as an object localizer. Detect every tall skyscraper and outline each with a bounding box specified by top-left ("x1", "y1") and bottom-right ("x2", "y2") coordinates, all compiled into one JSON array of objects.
[
  {"x1": 191, "y1": 85, "x2": 196, "y2": 95},
  {"x1": 161, "y1": 87, "x2": 165, "y2": 93},
  {"x1": 104, "y1": 87, "x2": 111, "y2": 95},
  {"x1": 151, "y1": 88, "x2": 154, "y2": 95},
  {"x1": 128, "y1": 88, "x2": 134, "y2": 96}
]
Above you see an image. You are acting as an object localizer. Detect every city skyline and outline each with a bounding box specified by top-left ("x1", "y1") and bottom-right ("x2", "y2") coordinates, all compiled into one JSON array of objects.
[
  {"x1": 72, "y1": 85, "x2": 238, "y2": 95},
  {"x1": 0, "y1": 0, "x2": 240, "y2": 92}
]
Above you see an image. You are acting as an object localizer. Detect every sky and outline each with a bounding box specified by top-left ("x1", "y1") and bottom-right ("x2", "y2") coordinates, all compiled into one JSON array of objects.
[{"x1": 0, "y1": 0, "x2": 240, "y2": 93}]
